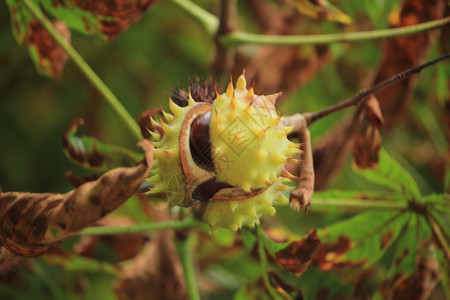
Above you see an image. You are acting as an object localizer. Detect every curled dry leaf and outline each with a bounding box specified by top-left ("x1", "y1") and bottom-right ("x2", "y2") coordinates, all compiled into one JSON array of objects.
[
  {"x1": 67, "y1": 0, "x2": 159, "y2": 39},
  {"x1": 353, "y1": 95, "x2": 384, "y2": 169},
  {"x1": 275, "y1": 228, "x2": 321, "y2": 276},
  {"x1": 28, "y1": 20, "x2": 70, "y2": 80},
  {"x1": 114, "y1": 232, "x2": 188, "y2": 300},
  {"x1": 62, "y1": 119, "x2": 142, "y2": 172},
  {"x1": 0, "y1": 140, "x2": 153, "y2": 257}
]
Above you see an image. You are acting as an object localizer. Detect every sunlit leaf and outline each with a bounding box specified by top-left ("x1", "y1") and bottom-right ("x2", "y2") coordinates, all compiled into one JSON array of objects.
[
  {"x1": 353, "y1": 149, "x2": 421, "y2": 199},
  {"x1": 318, "y1": 210, "x2": 411, "y2": 264},
  {"x1": 62, "y1": 119, "x2": 142, "y2": 172},
  {"x1": 0, "y1": 140, "x2": 153, "y2": 257}
]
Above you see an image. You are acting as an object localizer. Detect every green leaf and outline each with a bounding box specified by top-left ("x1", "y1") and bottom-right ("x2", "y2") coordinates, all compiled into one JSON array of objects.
[
  {"x1": 319, "y1": 210, "x2": 411, "y2": 264},
  {"x1": 62, "y1": 119, "x2": 142, "y2": 172},
  {"x1": 353, "y1": 148, "x2": 421, "y2": 199}
]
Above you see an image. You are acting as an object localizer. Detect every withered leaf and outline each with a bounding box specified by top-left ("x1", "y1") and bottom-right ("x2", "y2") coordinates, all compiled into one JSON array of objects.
[
  {"x1": 380, "y1": 244, "x2": 441, "y2": 300},
  {"x1": 62, "y1": 119, "x2": 142, "y2": 172},
  {"x1": 41, "y1": 0, "x2": 159, "y2": 40},
  {"x1": 275, "y1": 229, "x2": 321, "y2": 276},
  {"x1": 114, "y1": 232, "x2": 188, "y2": 300},
  {"x1": 353, "y1": 95, "x2": 384, "y2": 169},
  {"x1": 6, "y1": 1, "x2": 70, "y2": 80},
  {"x1": 311, "y1": 236, "x2": 364, "y2": 271},
  {"x1": 0, "y1": 140, "x2": 153, "y2": 257}
]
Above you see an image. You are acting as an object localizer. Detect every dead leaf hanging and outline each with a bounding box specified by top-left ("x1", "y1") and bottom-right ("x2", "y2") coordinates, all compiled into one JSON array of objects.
[{"x1": 0, "y1": 140, "x2": 153, "y2": 257}]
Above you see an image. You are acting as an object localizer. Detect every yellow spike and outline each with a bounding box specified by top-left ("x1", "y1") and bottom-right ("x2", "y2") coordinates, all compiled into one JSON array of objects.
[
  {"x1": 257, "y1": 173, "x2": 269, "y2": 183},
  {"x1": 162, "y1": 110, "x2": 173, "y2": 122},
  {"x1": 245, "y1": 87, "x2": 254, "y2": 100},
  {"x1": 148, "y1": 174, "x2": 161, "y2": 184},
  {"x1": 163, "y1": 149, "x2": 176, "y2": 157},
  {"x1": 161, "y1": 120, "x2": 173, "y2": 135},
  {"x1": 148, "y1": 183, "x2": 167, "y2": 194},
  {"x1": 229, "y1": 201, "x2": 239, "y2": 213},
  {"x1": 214, "y1": 86, "x2": 223, "y2": 102},
  {"x1": 148, "y1": 130, "x2": 161, "y2": 141},
  {"x1": 255, "y1": 128, "x2": 266, "y2": 139},
  {"x1": 230, "y1": 92, "x2": 237, "y2": 111},
  {"x1": 214, "y1": 108, "x2": 225, "y2": 124},
  {"x1": 275, "y1": 192, "x2": 289, "y2": 204},
  {"x1": 272, "y1": 153, "x2": 287, "y2": 164},
  {"x1": 188, "y1": 92, "x2": 196, "y2": 106},
  {"x1": 216, "y1": 124, "x2": 225, "y2": 134},
  {"x1": 280, "y1": 169, "x2": 299, "y2": 179},
  {"x1": 283, "y1": 125, "x2": 294, "y2": 135},
  {"x1": 244, "y1": 102, "x2": 252, "y2": 114},
  {"x1": 257, "y1": 150, "x2": 269, "y2": 161},
  {"x1": 150, "y1": 116, "x2": 160, "y2": 128},
  {"x1": 210, "y1": 226, "x2": 220, "y2": 235},
  {"x1": 154, "y1": 149, "x2": 164, "y2": 159},
  {"x1": 260, "y1": 204, "x2": 276, "y2": 216},
  {"x1": 246, "y1": 207, "x2": 258, "y2": 219},
  {"x1": 236, "y1": 73, "x2": 246, "y2": 90},
  {"x1": 241, "y1": 181, "x2": 252, "y2": 192},
  {"x1": 226, "y1": 80, "x2": 234, "y2": 97},
  {"x1": 269, "y1": 115, "x2": 281, "y2": 126},
  {"x1": 168, "y1": 98, "x2": 182, "y2": 115}
]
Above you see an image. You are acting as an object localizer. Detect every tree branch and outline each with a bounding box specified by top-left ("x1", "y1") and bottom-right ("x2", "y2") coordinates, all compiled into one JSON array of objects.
[
  {"x1": 221, "y1": 16, "x2": 450, "y2": 46},
  {"x1": 306, "y1": 53, "x2": 450, "y2": 126}
]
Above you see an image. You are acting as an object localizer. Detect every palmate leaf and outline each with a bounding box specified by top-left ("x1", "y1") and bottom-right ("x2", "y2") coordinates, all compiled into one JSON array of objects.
[
  {"x1": 62, "y1": 119, "x2": 142, "y2": 172},
  {"x1": 353, "y1": 148, "x2": 421, "y2": 199},
  {"x1": 318, "y1": 210, "x2": 412, "y2": 265}
]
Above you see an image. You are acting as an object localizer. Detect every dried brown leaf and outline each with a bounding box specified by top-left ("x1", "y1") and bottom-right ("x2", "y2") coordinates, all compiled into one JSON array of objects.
[
  {"x1": 0, "y1": 140, "x2": 153, "y2": 257},
  {"x1": 114, "y1": 232, "x2": 188, "y2": 300},
  {"x1": 28, "y1": 20, "x2": 70, "y2": 80},
  {"x1": 353, "y1": 95, "x2": 384, "y2": 169},
  {"x1": 380, "y1": 244, "x2": 441, "y2": 300},
  {"x1": 275, "y1": 228, "x2": 321, "y2": 276},
  {"x1": 312, "y1": 236, "x2": 364, "y2": 271},
  {"x1": 68, "y1": 0, "x2": 159, "y2": 39}
]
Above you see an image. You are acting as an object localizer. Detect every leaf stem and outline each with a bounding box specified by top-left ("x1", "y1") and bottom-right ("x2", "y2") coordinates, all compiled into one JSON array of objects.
[
  {"x1": 170, "y1": 0, "x2": 219, "y2": 36},
  {"x1": 22, "y1": 0, "x2": 143, "y2": 142},
  {"x1": 176, "y1": 233, "x2": 201, "y2": 300},
  {"x1": 256, "y1": 226, "x2": 283, "y2": 300},
  {"x1": 221, "y1": 16, "x2": 450, "y2": 46},
  {"x1": 78, "y1": 219, "x2": 205, "y2": 236},
  {"x1": 310, "y1": 198, "x2": 408, "y2": 210}
]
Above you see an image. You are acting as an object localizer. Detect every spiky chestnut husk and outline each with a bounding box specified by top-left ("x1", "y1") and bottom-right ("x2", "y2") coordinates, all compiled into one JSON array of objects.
[{"x1": 147, "y1": 74, "x2": 301, "y2": 231}]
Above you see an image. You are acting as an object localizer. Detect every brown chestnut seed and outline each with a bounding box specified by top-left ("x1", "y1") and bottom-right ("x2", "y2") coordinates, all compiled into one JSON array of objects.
[
  {"x1": 192, "y1": 178, "x2": 231, "y2": 203},
  {"x1": 189, "y1": 111, "x2": 214, "y2": 172}
]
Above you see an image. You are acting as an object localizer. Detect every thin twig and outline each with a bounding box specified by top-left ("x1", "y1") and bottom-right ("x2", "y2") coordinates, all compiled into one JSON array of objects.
[
  {"x1": 78, "y1": 219, "x2": 205, "y2": 236},
  {"x1": 170, "y1": 0, "x2": 218, "y2": 35},
  {"x1": 221, "y1": 16, "x2": 450, "y2": 46},
  {"x1": 176, "y1": 233, "x2": 201, "y2": 300},
  {"x1": 22, "y1": 0, "x2": 143, "y2": 142},
  {"x1": 256, "y1": 226, "x2": 283, "y2": 300},
  {"x1": 306, "y1": 53, "x2": 450, "y2": 126},
  {"x1": 213, "y1": 0, "x2": 238, "y2": 80}
]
